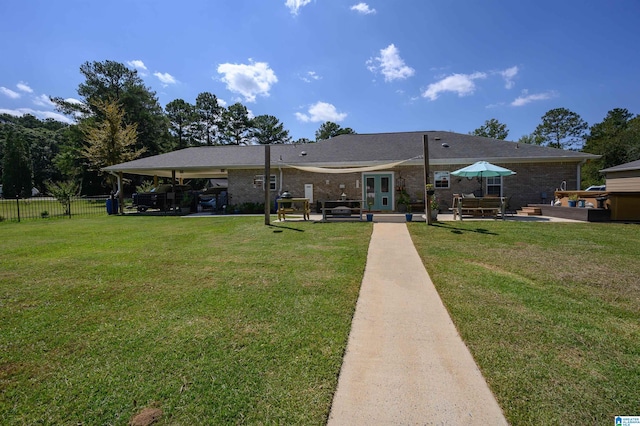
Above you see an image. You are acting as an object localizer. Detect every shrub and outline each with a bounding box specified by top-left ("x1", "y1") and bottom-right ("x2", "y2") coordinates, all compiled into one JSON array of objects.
[{"x1": 135, "y1": 180, "x2": 155, "y2": 193}]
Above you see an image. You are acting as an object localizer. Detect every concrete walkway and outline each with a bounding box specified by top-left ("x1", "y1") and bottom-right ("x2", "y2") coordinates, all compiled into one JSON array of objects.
[{"x1": 327, "y1": 222, "x2": 508, "y2": 425}]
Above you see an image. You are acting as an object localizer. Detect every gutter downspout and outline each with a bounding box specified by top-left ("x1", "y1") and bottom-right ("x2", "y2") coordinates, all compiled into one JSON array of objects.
[{"x1": 577, "y1": 160, "x2": 586, "y2": 190}]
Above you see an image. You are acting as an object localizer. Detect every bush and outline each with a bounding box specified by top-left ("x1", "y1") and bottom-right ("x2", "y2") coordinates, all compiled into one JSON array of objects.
[
  {"x1": 231, "y1": 202, "x2": 265, "y2": 214},
  {"x1": 135, "y1": 180, "x2": 155, "y2": 193}
]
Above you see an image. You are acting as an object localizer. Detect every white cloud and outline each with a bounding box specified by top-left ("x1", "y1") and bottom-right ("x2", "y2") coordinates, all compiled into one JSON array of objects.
[
  {"x1": 285, "y1": 0, "x2": 311, "y2": 15},
  {"x1": 16, "y1": 82, "x2": 33, "y2": 93},
  {"x1": 217, "y1": 60, "x2": 278, "y2": 103},
  {"x1": 33, "y1": 94, "x2": 55, "y2": 107},
  {"x1": 511, "y1": 90, "x2": 557, "y2": 107},
  {"x1": 128, "y1": 60, "x2": 148, "y2": 71},
  {"x1": 301, "y1": 71, "x2": 321, "y2": 83},
  {"x1": 351, "y1": 2, "x2": 376, "y2": 14},
  {"x1": 154, "y1": 71, "x2": 177, "y2": 86},
  {"x1": 0, "y1": 107, "x2": 73, "y2": 124},
  {"x1": 295, "y1": 101, "x2": 347, "y2": 123},
  {"x1": 367, "y1": 44, "x2": 415, "y2": 82},
  {"x1": 39, "y1": 110, "x2": 74, "y2": 123},
  {"x1": 500, "y1": 66, "x2": 519, "y2": 89},
  {"x1": 421, "y1": 72, "x2": 487, "y2": 100},
  {"x1": 217, "y1": 98, "x2": 228, "y2": 107},
  {"x1": 64, "y1": 97, "x2": 84, "y2": 105},
  {"x1": 1, "y1": 87, "x2": 21, "y2": 99}
]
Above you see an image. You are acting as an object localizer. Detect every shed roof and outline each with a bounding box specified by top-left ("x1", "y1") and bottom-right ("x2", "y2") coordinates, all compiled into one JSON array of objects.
[
  {"x1": 600, "y1": 159, "x2": 640, "y2": 173},
  {"x1": 103, "y1": 130, "x2": 599, "y2": 179}
]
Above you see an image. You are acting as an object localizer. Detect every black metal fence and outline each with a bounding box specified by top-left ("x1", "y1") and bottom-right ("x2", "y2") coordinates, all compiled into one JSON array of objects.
[{"x1": 0, "y1": 195, "x2": 112, "y2": 222}]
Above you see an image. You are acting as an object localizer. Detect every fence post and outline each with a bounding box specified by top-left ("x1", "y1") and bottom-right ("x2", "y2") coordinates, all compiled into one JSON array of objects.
[
  {"x1": 68, "y1": 199, "x2": 72, "y2": 218},
  {"x1": 16, "y1": 195, "x2": 20, "y2": 222}
]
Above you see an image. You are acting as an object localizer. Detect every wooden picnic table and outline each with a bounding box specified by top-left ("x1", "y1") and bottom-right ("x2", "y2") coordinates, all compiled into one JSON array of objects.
[
  {"x1": 277, "y1": 198, "x2": 310, "y2": 220},
  {"x1": 450, "y1": 196, "x2": 506, "y2": 220}
]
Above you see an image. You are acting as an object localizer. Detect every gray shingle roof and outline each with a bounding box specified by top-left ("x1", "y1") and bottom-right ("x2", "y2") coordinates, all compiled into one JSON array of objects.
[
  {"x1": 103, "y1": 131, "x2": 599, "y2": 178},
  {"x1": 600, "y1": 159, "x2": 640, "y2": 173}
]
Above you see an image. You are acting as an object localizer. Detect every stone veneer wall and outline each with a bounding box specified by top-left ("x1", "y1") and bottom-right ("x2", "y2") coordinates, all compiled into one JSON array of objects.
[{"x1": 227, "y1": 162, "x2": 581, "y2": 211}]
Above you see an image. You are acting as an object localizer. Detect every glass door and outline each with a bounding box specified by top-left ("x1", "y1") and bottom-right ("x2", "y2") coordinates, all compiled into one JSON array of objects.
[{"x1": 363, "y1": 173, "x2": 393, "y2": 211}]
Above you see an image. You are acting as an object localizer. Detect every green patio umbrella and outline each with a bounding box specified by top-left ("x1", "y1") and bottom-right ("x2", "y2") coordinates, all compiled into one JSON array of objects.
[{"x1": 451, "y1": 161, "x2": 516, "y2": 196}]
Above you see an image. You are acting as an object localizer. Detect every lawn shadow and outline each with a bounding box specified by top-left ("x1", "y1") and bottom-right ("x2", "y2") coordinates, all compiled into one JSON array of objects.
[
  {"x1": 431, "y1": 221, "x2": 499, "y2": 236},
  {"x1": 268, "y1": 223, "x2": 305, "y2": 232}
]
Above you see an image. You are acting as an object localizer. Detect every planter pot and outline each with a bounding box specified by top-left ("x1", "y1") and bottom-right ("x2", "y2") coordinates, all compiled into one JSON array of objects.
[
  {"x1": 405, "y1": 213, "x2": 413, "y2": 222},
  {"x1": 430, "y1": 210, "x2": 438, "y2": 221},
  {"x1": 577, "y1": 199, "x2": 585, "y2": 208},
  {"x1": 568, "y1": 200, "x2": 577, "y2": 207},
  {"x1": 366, "y1": 213, "x2": 374, "y2": 222}
]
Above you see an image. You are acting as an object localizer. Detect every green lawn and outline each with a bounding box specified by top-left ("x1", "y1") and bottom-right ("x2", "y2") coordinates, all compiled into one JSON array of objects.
[
  {"x1": 409, "y1": 221, "x2": 640, "y2": 425},
  {"x1": 0, "y1": 216, "x2": 371, "y2": 424},
  {"x1": 3, "y1": 216, "x2": 639, "y2": 425}
]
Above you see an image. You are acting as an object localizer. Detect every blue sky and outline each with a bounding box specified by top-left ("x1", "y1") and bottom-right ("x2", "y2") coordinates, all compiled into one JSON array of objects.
[{"x1": 1, "y1": 0, "x2": 639, "y2": 142}]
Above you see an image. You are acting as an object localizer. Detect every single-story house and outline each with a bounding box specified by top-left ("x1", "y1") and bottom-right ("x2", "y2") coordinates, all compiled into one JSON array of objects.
[
  {"x1": 103, "y1": 130, "x2": 599, "y2": 212},
  {"x1": 600, "y1": 159, "x2": 640, "y2": 221}
]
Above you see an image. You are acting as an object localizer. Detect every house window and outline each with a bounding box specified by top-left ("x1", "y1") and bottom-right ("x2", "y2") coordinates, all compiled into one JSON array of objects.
[
  {"x1": 253, "y1": 175, "x2": 276, "y2": 190},
  {"x1": 486, "y1": 176, "x2": 502, "y2": 196},
  {"x1": 434, "y1": 171, "x2": 450, "y2": 189}
]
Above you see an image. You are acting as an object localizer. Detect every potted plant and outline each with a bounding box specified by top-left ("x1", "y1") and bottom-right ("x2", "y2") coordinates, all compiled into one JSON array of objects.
[
  {"x1": 397, "y1": 190, "x2": 410, "y2": 213},
  {"x1": 430, "y1": 196, "x2": 439, "y2": 221},
  {"x1": 426, "y1": 183, "x2": 435, "y2": 196},
  {"x1": 366, "y1": 196, "x2": 374, "y2": 222},
  {"x1": 405, "y1": 202, "x2": 413, "y2": 222},
  {"x1": 568, "y1": 193, "x2": 579, "y2": 207}
]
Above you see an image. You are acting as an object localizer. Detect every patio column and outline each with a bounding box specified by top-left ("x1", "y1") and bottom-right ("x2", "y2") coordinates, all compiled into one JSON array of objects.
[
  {"x1": 424, "y1": 134, "x2": 432, "y2": 225},
  {"x1": 264, "y1": 144, "x2": 271, "y2": 225},
  {"x1": 118, "y1": 172, "x2": 124, "y2": 214}
]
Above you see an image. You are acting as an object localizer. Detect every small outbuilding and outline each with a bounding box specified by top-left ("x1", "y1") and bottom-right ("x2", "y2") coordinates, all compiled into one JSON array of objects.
[{"x1": 601, "y1": 159, "x2": 640, "y2": 221}]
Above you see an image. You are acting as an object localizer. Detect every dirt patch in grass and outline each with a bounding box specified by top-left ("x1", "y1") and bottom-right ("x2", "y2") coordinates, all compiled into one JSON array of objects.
[{"x1": 129, "y1": 406, "x2": 163, "y2": 426}]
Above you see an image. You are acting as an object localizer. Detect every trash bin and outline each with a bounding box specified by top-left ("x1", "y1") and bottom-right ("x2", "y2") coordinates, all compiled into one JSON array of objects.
[{"x1": 106, "y1": 198, "x2": 118, "y2": 215}]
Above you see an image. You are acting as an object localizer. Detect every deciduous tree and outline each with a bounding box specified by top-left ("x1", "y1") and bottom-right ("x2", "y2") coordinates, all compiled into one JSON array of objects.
[
  {"x1": 470, "y1": 118, "x2": 509, "y2": 140},
  {"x1": 81, "y1": 99, "x2": 144, "y2": 191},
  {"x1": 315, "y1": 121, "x2": 355, "y2": 141},
  {"x1": 2, "y1": 130, "x2": 32, "y2": 198},
  {"x1": 581, "y1": 108, "x2": 640, "y2": 186},
  {"x1": 45, "y1": 179, "x2": 79, "y2": 215},
  {"x1": 518, "y1": 132, "x2": 545, "y2": 145}
]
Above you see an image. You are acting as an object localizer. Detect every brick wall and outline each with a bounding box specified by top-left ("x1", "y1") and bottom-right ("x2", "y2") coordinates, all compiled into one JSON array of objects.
[{"x1": 227, "y1": 162, "x2": 581, "y2": 211}]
